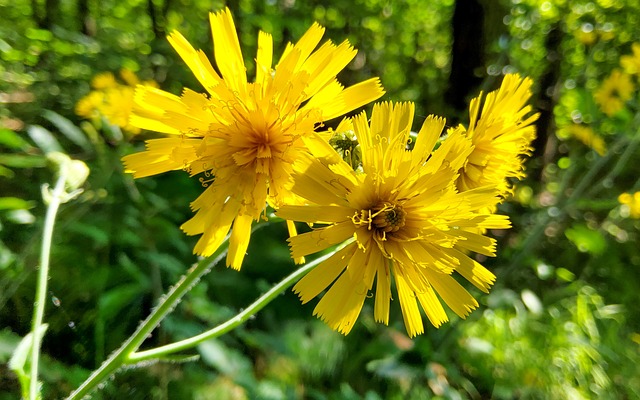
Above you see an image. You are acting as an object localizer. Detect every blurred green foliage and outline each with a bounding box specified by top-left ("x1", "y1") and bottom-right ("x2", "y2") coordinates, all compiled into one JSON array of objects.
[{"x1": 2, "y1": 0, "x2": 640, "y2": 399}]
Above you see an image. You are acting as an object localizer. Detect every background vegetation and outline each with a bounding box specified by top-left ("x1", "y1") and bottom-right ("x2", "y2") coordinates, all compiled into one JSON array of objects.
[{"x1": 1, "y1": 0, "x2": 640, "y2": 398}]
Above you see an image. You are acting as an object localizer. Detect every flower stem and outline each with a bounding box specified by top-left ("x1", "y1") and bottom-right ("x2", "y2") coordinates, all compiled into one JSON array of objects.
[
  {"x1": 66, "y1": 241, "x2": 230, "y2": 400},
  {"x1": 127, "y1": 251, "x2": 332, "y2": 363},
  {"x1": 29, "y1": 173, "x2": 68, "y2": 400}
]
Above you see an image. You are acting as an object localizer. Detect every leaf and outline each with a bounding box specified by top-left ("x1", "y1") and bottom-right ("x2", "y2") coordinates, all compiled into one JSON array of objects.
[
  {"x1": 0, "y1": 128, "x2": 30, "y2": 149},
  {"x1": 0, "y1": 197, "x2": 35, "y2": 211},
  {"x1": 98, "y1": 283, "x2": 148, "y2": 321},
  {"x1": 0, "y1": 154, "x2": 47, "y2": 168},
  {"x1": 198, "y1": 339, "x2": 253, "y2": 378},
  {"x1": 9, "y1": 324, "x2": 49, "y2": 399},
  {"x1": 565, "y1": 224, "x2": 606, "y2": 255},
  {"x1": 27, "y1": 125, "x2": 63, "y2": 154},
  {"x1": 42, "y1": 110, "x2": 93, "y2": 153}
]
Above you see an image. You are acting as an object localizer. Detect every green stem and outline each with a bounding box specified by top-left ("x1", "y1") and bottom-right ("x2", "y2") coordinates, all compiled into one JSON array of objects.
[
  {"x1": 66, "y1": 241, "x2": 230, "y2": 400},
  {"x1": 127, "y1": 251, "x2": 332, "y2": 363},
  {"x1": 30, "y1": 173, "x2": 68, "y2": 400}
]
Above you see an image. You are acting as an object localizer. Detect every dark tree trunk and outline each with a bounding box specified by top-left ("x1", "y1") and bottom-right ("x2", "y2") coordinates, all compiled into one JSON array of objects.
[
  {"x1": 531, "y1": 23, "x2": 563, "y2": 179},
  {"x1": 148, "y1": 0, "x2": 163, "y2": 39},
  {"x1": 446, "y1": 0, "x2": 485, "y2": 113},
  {"x1": 41, "y1": 0, "x2": 60, "y2": 29},
  {"x1": 78, "y1": 0, "x2": 95, "y2": 36}
]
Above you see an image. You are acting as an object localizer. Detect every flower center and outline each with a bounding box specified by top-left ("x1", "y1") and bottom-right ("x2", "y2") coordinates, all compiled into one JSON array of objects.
[{"x1": 372, "y1": 203, "x2": 406, "y2": 234}]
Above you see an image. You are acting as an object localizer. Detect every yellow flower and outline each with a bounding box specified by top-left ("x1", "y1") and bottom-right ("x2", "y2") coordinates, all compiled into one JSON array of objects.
[
  {"x1": 277, "y1": 102, "x2": 511, "y2": 337},
  {"x1": 455, "y1": 74, "x2": 538, "y2": 198},
  {"x1": 618, "y1": 192, "x2": 640, "y2": 218},
  {"x1": 77, "y1": 70, "x2": 157, "y2": 135},
  {"x1": 563, "y1": 124, "x2": 607, "y2": 156},
  {"x1": 91, "y1": 72, "x2": 117, "y2": 89},
  {"x1": 101, "y1": 85, "x2": 141, "y2": 134},
  {"x1": 75, "y1": 91, "x2": 104, "y2": 119},
  {"x1": 594, "y1": 69, "x2": 635, "y2": 116},
  {"x1": 621, "y1": 43, "x2": 640, "y2": 75},
  {"x1": 122, "y1": 8, "x2": 384, "y2": 269}
]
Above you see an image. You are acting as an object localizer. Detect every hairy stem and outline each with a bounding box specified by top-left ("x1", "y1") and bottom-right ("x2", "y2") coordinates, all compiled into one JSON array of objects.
[
  {"x1": 30, "y1": 173, "x2": 68, "y2": 400},
  {"x1": 66, "y1": 241, "x2": 230, "y2": 400},
  {"x1": 127, "y1": 251, "x2": 332, "y2": 363}
]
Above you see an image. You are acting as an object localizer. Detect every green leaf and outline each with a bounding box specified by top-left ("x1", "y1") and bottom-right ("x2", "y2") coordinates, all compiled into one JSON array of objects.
[
  {"x1": 198, "y1": 339, "x2": 253, "y2": 378},
  {"x1": 0, "y1": 154, "x2": 47, "y2": 168},
  {"x1": 565, "y1": 224, "x2": 606, "y2": 255},
  {"x1": 0, "y1": 128, "x2": 30, "y2": 149},
  {"x1": 42, "y1": 110, "x2": 93, "y2": 153},
  {"x1": 98, "y1": 284, "x2": 148, "y2": 321},
  {"x1": 0, "y1": 197, "x2": 35, "y2": 211},
  {"x1": 27, "y1": 125, "x2": 63, "y2": 154},
  {"x1": 8, "y1": 324, "x2": 49, "y2": 399}
]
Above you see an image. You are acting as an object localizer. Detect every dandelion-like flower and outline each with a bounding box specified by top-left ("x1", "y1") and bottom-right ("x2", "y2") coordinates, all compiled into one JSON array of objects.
[
  {"x1": 277, "y1": 102, "x2": 511, "y2": 337},
  {"x1": 561, "y1": 124, "x2": 606, "y2": 156},
  {"x1": 122, "y1": 8, "x2": 384, "y2": 269},
  {"x1": 621, "y1": 43, "x2": 640, "y2": 75},
  {"x1": 454, "y1": 74, "x2": 538, "y2": 198},
  {"x1": 594, "y1": 69, "x2": 634, "y2": 116},
  {"x1": 618, "y1": 192, "x2": 640, "y2": 218},
  {"x1": 76, "y1": 69, "x2": 157, "y2": 135}
]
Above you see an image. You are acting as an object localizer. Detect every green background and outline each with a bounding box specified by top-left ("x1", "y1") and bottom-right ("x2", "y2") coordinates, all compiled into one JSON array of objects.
[{"x1": 1, "y1": 0, "x2": 640, "y2": 398}]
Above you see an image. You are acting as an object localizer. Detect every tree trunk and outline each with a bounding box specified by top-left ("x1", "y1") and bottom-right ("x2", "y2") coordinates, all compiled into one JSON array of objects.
[
  {"x1": 532, "y1": 23, "x2": 563, "y2": 179},
  {"x1": 446, "y1": 0, "x2": 485, "y2": 113}
]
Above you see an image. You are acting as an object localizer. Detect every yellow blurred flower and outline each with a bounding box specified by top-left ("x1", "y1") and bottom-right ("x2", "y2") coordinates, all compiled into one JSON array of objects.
[
  {"x1": 594, "y1": 69, "x2": 635, "y2": 116},
  {"x1": 122, "y1": 8, "x2": 384, "y2": 269},
  {"x1": 564, "y1": 124, "x2": 607, "y2": 156},
  {"x1": 76, "y1": 69, "x2": 157, "y2": 135},
  {"x1": 455, "y1": 74, "x2": 538, "y2": 199},
  {"x1": 278, "y1": 102, "x2": 510, "y2": 337},
  {"x1": 621, "y1": 43, "x2": 640, "y2": 75},
  {"x1": 618, "y1": 192, "x2": 640, "y2": 218},
  {"x1": 91, "y1": 72, "x2": 117, "y2": 89}
]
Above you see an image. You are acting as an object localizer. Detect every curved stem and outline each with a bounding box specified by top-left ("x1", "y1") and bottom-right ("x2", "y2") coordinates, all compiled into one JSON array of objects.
[
  {"x1": 127, "y1": 251, "x2": 332, "y2": 363},
  {"x1": 66, "y1": 241, "x2": 230, "y2": 400},
  {"x1": 30, "y1": 173, "x2": 68, "y2": 400}
]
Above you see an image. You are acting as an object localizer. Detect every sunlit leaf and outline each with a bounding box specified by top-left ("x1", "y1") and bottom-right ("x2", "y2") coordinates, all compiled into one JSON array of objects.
[{"x1": 42, "y1": 110, "x2": 93, "y2": 153}]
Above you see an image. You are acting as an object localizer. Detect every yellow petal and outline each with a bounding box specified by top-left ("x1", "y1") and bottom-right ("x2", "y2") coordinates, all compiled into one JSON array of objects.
[
  {"x1": 415, "y1": 282, "x2": 449, "y2": 328},
  {"x1": 286, "y1": 220, "x2": 305, "y2": 264},
  {"x1": 256, "y1": 31, "x2": 273, "y2": 87},
  {"x1": 373, "y1": 253, "x2": 391, "y2": 324},
  {"x1": 293, "y1": 243, "x2": 356, "y2": 303},
  {"x1": 313, "y1": 264, "x2": 368, "y2": 335},
  {"x1": 227, "y1": 213, "x2": 253, "y2": 270},
  {"x1": 447, "y1": 248, "x2": 495, "y2": 293},
  {"x1": 121, "y1": 138, "x2": 200, "y2": 178},
  {"x1": 209, "y1": 8, "x2": 246, "y2": 92},
  {"x1": 277, "y1": 204, "x2": 352, "y2": 224},
  {"x1": 167, "y1": 31, "x2": 222, "y2": 93},
  {"x1": 411, "y1": 115, "x2": 445, "y2": 170},
  {"x1": 288, "y1": 221, "x2": 355, "y2": 259},
  {"x1": 305, "y1": 78, "x2": 385, "y2": 121},
  {"x1": 425, "y1": 269, "x2": 478, "y2": 319},
  {"x1": 395, "y1": 269, "x2": 425, "y2": 337}
]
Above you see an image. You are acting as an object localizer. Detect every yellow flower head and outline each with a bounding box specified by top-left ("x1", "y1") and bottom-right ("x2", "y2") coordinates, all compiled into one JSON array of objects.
[
  {"x1": 278, "y1": 102, "x2": 511, "y2": 337},
  {"x1": 562, "y1": 124, "x2": 607, "y2": 156},
  {"x1": 594, "y1": 69, "x2": 635, "y2": 116},
  {"x1": 75, "y1": 91, "x2": 105, "y2": 119},
  {"x1": 77, "y1": 70, "x2": 157, "y2": 135},
  {"x1": 618, "y1": 192, "x2": 640, "y2": 218},
  {"x1": 621, "y1": 43, "x2": 640, "y2": 75},
  {"x1": 456, "y1": 74, "x2": 538, "y2": 198},
  {"x1": 91, "y1": 72, "x2": 117, "y2": 89},
  {"x1": 122, "y1": 8, "x2": 384, "y2": 269}
]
